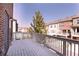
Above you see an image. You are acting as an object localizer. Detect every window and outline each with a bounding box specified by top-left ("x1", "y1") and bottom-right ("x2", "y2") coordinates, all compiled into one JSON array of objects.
[
  {"x1": 63, "y1": 30, "x2": 66, "y2": 34},
  {"x1": 68, "y1": 30, "x2": 71, "y2": 35},
  {"x1": 50, "y1": 25, "x2": 53, "y2": 28},
  {"x1": 51, "y1": 25, "x2": 52, "y2": 28},
  {"x1": 77, "y1": 28, "x2": 79, "y2": 33},
  {"x1": 77, "y1": 19, "x2": 79, "y2": 24}
]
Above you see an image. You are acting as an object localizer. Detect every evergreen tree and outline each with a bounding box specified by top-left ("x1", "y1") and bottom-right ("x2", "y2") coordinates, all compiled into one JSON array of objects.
[
  {"x1": 27, "y1": 27, "x2": 33, "y2": 33},
  {"x1": 31, "y1": 10, "x2": 46, "y2": 34}
]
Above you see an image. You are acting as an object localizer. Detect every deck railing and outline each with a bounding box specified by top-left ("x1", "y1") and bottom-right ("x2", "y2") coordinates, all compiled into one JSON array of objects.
[
  {"x1": 33, "y1": 33, "x2": 79, "y2": 56},
  {"x1": 13, "y1": 32, "x2": 32, "y2": 40}
]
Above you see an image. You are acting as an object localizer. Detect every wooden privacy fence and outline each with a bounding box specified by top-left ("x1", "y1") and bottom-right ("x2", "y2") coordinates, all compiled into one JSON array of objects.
[{"x1": 33, "y1": 33, "x2": 79, "y2": 56}]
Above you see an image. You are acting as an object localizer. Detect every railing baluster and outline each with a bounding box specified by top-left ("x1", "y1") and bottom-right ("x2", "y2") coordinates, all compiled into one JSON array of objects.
[
  {"x1": 66, "y1": 42, "x2": 68, "y2": 56},
  {"x1": 62, "y1": 41, "x2": 63, "y2": 54},
  {"x1": 53, "y1": 38, "x2": 54, "y2": 49},
  {"x1": 78, "y1": 44, "x2": 79, "y2": 56},
  {"x1": 74, "y1": 44, "x2": 75, "y2": 56},
  {"x1": 52, "y1": 38, "x2": 54, "y2": 49},
  {"x1": 59, "y1": 40, "x2": 60, "y2": 53},
  {"x1": 61, "y1": 40, "x2": 62, "y2": 53},
  {"x1": 70, "y1": 43, "x2": 72, "y2": 56},
  {"x1": 63, "y1": 40, "x2": 66, "y2": 56}
]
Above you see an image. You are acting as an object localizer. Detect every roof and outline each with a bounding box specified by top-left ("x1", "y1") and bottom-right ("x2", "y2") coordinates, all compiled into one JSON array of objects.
[{"x1": 46, "y1": 15, "x2": 79, "y2": 26}]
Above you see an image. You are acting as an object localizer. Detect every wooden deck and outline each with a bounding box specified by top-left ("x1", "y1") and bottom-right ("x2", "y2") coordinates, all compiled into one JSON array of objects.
[{"x1": 6, "y1": 40, "x2": 58, "y2": 56}]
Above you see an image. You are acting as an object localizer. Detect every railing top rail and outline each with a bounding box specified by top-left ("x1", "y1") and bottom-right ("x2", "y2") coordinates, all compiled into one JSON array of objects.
[
  {"x1": 13, "y1": 32, "x2": 31, "y2": 34},
  {"x1": 33, "y1": 33, "x2": 79, "y2": 44},
  {"x1": 45, "y1": 34, "x2": 79, "y2": 44}
]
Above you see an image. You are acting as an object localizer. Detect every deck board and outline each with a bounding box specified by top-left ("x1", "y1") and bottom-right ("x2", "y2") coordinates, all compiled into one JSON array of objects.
[{"x1": 7, "y1": 40, "x2": 58, "y2": 56}]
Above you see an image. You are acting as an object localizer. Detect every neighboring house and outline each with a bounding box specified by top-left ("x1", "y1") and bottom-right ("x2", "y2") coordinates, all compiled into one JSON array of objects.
[
  {"x1": 18, "y1": 27, "x2": 28, "y2": 32},
  {"x1": 0, "y1": 3, "x2": 13, "y2": 55},
  {"x1": 46, "y1": 15, "x2": 79, "y2": 39},
  {"x1": 46, "y1": 20, "x2": 60, "y2": 36},
  {"x1": 58, "y1": 17, "x2": 72, "y2": 38},
  {"x1": 71, "y1": 16, "x2": 79, "y2": 39}
]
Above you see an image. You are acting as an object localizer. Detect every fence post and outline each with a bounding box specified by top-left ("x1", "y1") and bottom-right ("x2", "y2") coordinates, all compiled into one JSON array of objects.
[{"x1": 63, "y1": 40, "x2": 66, "y2": 56}]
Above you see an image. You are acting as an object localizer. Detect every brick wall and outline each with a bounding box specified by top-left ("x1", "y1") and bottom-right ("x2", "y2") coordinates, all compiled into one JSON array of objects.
[
  {"x1": 0, "y1": 5, "x2": 4, "y2": 55},
  {"x1": 0, "y1": 3, "x2": 13, "y2": 55}
]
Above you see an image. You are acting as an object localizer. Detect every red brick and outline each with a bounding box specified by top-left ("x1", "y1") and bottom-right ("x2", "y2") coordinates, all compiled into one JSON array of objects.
[{"x1": 0, "y1": 3, "x2": 13, "y2": 55}]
